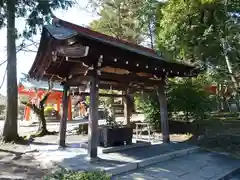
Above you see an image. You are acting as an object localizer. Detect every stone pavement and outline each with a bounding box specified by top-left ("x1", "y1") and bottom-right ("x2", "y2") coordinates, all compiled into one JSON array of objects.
[
  {"x1": 113, "y1": 150, "x2": 240, "y2": 180},
  {"x1": 0, "y1": 144, "x2": 55, "y2": 180},
  {"x1": 102, "y1": 143, "x2": 193, "y2": 162},
  {"x1": 0, "y1": 139, "x2": 239, "y2": 180},
  {"x1": 29, "y1": 141, "x2": 200, "y2": 176}
]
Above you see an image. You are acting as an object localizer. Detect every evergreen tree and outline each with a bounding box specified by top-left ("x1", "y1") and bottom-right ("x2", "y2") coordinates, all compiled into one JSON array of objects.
[
  {"x1": 89, "y1": 0, "x2": 145, "y2": 44},
  {"x1": 157, "y1": 0, "x2": 240, "y2": 111},
  {"x1": 1, "y1": 0, "x2": 76, "y2": 142}
]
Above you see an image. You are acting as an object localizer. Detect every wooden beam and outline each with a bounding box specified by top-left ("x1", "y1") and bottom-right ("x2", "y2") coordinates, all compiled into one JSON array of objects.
[
  {"x1": 157, "y1": 84, "x2": 170, "y2": 143},
  {"x1": 59, "y1": 84, "x2": 69, "y2": 147},
  {"x1": 97, "y1": 72, "x2": 163, "y2": 85},
  {"x1": 84, "y1": 41, "x2": 191, "y2": 77},
  {"x1": 56, "y1": 44, "x2": 89, "y2": 58},
  {"x1": 66, "y1": 79, "x2": 154, "y2": 92},
  {"x1": 67, "y1": 71, "x2": 163, "y2": 86},
  {"x1": 72, "y1": 92, "x2": 124, "y2": 98},
  {"x1": 97, "y1": 92, "x2": 124, "y2": 98},
  {"x1": 44, "y1": 58, "x2": 91, "y2": 79}
]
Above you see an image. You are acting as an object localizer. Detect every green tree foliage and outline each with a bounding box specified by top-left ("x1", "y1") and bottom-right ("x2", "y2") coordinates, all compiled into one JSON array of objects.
[
  {"x1": 1, "y1": 0, "x2": 76, "y2": 142},
  {"x1": 89, "y1": 0, "x2": 145, "y2": 44},
  {"x1": 157, "y1": 0, "x2": 221, "y2": 64},
  {"x1": 157, "y1": 0, "x2": 240, "y2": 64},
  {"x1": 89, "y1": 0, "x2": 162, "y2": 46},
  {"x1": 134, "y1": 0, "x2": 161, "y2": 48},
  {"x1": 44, "y1": 169, "x2": 111, "y2": 180},
  {"x1": 157, "y1": 0, "x2": 240, "y2": 112},
  {"x1": 167, "y1": 78, "x2": 214, "y2": 121},
  {"x1": 139, "y1": 76, "x2": 214, "y2": 130},
  {"x1": 0, "y1": 0, "x2": 75, "y2": 37}
]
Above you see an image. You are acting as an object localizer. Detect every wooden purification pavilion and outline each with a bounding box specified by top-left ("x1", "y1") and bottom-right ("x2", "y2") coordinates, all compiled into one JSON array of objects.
[{"x1": 28, "y1": 17, "x2": 200, "y2": 159}]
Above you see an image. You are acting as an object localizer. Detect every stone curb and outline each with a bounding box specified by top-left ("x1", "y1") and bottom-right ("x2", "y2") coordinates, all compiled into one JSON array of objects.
[
  {"x1": 105, "y1": 163, "x2": 138, "y2": 175},
  {"x1": 106, "y1": 146, "x2": 200, "y2": 176},
  {"x1": 136, "y1": 146, "x2": 199, "y2": 169},
  {"x1": 199, "y1": 148, "x2": 240, "y2": 180},
  {"x1": 80, "y1": 142, "x2": 151, "y2": 154},
  {"x1": 213, "y1": 168, "x2": 240, "y2": 180},
  {"x1": 101, "y1": 142, "x2": 151, "y2": 153}
]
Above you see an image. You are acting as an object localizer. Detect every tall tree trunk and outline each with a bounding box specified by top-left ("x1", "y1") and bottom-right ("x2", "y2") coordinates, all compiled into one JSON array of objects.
[
  {"x1": 2, "y1": 0, "x2": 19, "y2": 141},
  {"x1": 148, "y1": 22, "x2": 154, "y2": 49},
  {"x1": 221, "y1": 38, "x2": 240, "y2": 111}
]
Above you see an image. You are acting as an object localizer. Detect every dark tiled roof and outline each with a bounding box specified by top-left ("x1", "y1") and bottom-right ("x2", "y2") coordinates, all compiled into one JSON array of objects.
[
  {"x1": 29, "y1": 18, "x2": 199, "y2": 80},
  {"x1": 51, "y1": 18, "x2": 168, "y2": 62}
]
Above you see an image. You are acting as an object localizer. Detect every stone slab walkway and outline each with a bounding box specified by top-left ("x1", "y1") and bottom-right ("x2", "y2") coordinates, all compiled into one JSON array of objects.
[
  {"x1": 29, "y1": 141, "x2": 198, "y2": 176},
  {"x1": 113, "y1": 150, "x2": 240, "y2": 180},
  {"x1": 101, "y1": 142, "x2": 193, "y2": 162}
]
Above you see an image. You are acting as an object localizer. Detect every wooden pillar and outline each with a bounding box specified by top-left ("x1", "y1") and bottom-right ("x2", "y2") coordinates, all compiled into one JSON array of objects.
[
  {"x1": 59, "y1": 84, "x2": 69, "y2": 147},
  {"x1": 123, "y1": 93, "x2": 131, "y2": 125},
  {"x1": 68, "y1": 96, "x2": 72, "y2": 120},
  {"x1": 157, "y1": 84, "x2": 170, "y2": 143},
  {"x1": 88, "y1": 74, "x2": 99, "y2": 159}
]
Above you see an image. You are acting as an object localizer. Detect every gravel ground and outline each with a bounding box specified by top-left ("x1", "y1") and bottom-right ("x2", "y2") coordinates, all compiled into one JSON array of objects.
[{"x1": 0, "y1": 143, "x2": 57, "y2": 180}]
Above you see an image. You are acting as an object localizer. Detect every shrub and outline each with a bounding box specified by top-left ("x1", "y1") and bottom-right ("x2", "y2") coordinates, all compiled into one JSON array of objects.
[
  {"x1": 43, "y1": 170, "x2": 111, "y2": 180},
  {"x1": 167, "y1": 79, "x2": 214, "y2": 121},
  {"x1": 44, "y1": 106, "x2": 55, "y2": 116},
  {"x1": 138, "y1": 78, "x2": 215, "y2": 131}
]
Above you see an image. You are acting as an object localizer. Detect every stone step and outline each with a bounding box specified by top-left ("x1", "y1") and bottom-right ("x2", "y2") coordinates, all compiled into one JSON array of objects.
[
  {"x1": 230, "y1": 171, "x2": 240, "y2": 180},
  {"x1": 113, "y1": 150, "x2": 240, "y2": 180}
]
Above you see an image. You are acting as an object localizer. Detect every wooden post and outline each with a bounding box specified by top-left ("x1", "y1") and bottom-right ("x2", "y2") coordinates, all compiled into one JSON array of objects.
[
  {"x1": 123, "y1": 93, "x2": 131, "y2": 125},
  {"x1": 68, "y1": 95, "x2": 72, "y2": 120},
  {"x1": 59, "y1": 84, "x2": 69, "y2": 147},
  {"x1": 88, "y1": 74, "x2": 99, "y2": 159},
  {"x1": 157, "y1": 84, "x2": 170, "y2": 143}
]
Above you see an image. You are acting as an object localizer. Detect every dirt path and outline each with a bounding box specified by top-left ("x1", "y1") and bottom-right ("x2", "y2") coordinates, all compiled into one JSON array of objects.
[{"x1": 0, "y1": 143, "x2": 56, "y2": 180}]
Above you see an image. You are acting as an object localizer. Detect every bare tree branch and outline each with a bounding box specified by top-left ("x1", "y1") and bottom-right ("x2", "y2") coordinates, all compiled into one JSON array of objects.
[
  {"x1": 20, "y1": 48, "x2": 37, "y2": 53},
  {"x1": 0, "y1": 60, "x2": 7, "y2": 67},
  {"x1": 21, "y1": 101, "x2": 40, "y2": 114},
  {"x1": 0, "y1": 68, "x2": 6, "y2": 90},
  {"x1": 40, "y1": 92, "x2": 51, "y2": 105}
]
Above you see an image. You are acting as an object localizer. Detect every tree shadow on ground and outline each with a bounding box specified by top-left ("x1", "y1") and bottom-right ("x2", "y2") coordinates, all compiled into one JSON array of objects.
[
  {"x1": 0, "y1": 151, "x2": 52, "y2": 179},
  {"x1": 58, "y1": 154, "x2": 126, "y2": 172},
  {"x1": 31, "y1": 141, "x2": 57, "y2": 146},
  {"x1": 0, "y1": 148, "x2": 24, "y2": 161}
]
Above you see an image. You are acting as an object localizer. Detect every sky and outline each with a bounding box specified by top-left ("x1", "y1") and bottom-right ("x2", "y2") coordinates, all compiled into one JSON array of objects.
[{"x1": 0, "y1": 0, "x2": 99, "y2": 96}]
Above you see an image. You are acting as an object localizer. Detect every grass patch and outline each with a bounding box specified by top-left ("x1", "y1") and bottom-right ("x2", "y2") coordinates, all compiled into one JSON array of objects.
[
  {"x1": 188, "y1": 134, "x2": 240, "y2": 159},
  {"x1": 43, "y1": 169, "x2": 111, "y2": 180},
  {"x1": 184, "y1": 113, "x2": 240, "y2": 158}
]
